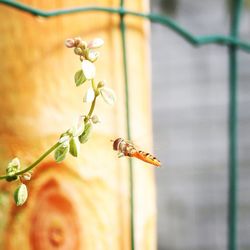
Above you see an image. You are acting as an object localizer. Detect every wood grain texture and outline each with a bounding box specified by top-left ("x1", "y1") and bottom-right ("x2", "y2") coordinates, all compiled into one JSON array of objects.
[{"x1": 0, "y1": 0, "x2": 156, "y2": 249}]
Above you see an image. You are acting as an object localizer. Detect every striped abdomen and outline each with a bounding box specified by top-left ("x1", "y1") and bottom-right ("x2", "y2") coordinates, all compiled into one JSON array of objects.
[{"x1": 131, "y1": 150, "x2": 161, "y2": 167}]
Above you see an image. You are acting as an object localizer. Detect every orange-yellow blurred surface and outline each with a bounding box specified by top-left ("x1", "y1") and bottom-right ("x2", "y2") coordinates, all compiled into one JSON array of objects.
[{"x1": 0, "y1": 0, "x2": 156, "y2": 249}]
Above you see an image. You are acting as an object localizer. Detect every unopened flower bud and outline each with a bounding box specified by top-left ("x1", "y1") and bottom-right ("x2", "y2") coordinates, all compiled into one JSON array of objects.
[
  {"x1": 79, "y1": 40, "x2": 88, "y2": 49},
  {"x1": 74, "y1": 47, "x2": 83, "y2": 56},
  {"x1": 97, "y1": 80, "x2": 106, "y2": 88},
  {"x1": 91, "y1": 115, "x2": 100, "y2": 124},
  {"x1": 22, "y1": 172, "x2": 32, "y2": 181},
  {"x1": 74, "y1": 37, "x2": 82, "y2": 46},
  {"x1": 65, "y1": 38, "x2": 75, "y2": 48}
]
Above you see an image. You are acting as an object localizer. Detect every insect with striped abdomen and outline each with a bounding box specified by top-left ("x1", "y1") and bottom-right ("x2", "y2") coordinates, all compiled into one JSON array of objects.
[{"x1": 112, "y1": 138, "x2": 161, "y2": 167}]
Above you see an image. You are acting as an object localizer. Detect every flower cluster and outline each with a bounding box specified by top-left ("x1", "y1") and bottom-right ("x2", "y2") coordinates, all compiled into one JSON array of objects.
[
  {"x1": 54, "y1": 37, "x2": 116, "y2": 162},
  {"x1": 1, "y1": 37, "x2": 115, "y2": 206}
]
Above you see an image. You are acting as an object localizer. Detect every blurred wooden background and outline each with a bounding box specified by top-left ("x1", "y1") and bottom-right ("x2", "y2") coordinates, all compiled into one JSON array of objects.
[{"x1": 0, "y1": 0, "x2": 156, "y2": 249}]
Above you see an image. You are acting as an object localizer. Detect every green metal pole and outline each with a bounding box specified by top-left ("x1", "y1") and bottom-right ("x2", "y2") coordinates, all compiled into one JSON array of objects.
[
  {"x1": 119, "y1": 1, "x2": 135, "y2": 250},
  {"x1": 228, "y1": 1, "x2": 243, "y2": 250}
]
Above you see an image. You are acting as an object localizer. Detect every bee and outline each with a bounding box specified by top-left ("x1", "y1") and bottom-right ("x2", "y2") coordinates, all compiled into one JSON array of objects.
[{"x1": 112, "y1": 138, "x2": 161, "y2": 167}]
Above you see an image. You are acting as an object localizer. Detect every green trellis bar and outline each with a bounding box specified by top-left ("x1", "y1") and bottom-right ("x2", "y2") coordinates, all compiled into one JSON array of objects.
[
  {"x1": 119, "y1": 0, "x2": 135, "y2": 249},
  {"x1": 0, "y1": 1, "x2": 248, "y2": 250},
  {"x1": 228, "y1": 1, "x2": 242, "y2": 250}
]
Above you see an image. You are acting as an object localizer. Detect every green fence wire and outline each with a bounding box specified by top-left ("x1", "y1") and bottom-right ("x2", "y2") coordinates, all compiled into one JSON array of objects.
[
  {"x1": 228, "y1": 1, "x2": 243, "y2": 250},
  {"x1": 1, "y1": 1, "x2": 249, "y2": 250},
  {"x1": 119, "y1": 0, "x2": 135, "y2": 248}
]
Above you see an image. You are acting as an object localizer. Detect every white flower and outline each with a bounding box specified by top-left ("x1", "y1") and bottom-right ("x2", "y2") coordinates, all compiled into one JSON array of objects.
[
  {"x1": 100, "y1": 87, "x2": 116, "y2": 105},
  {"x1": 83, "y1": 87, "x2": 95, "y2": 103},
  {"x1": 58, "y1": 135, "x2": 70, "y2": 144},
  {"x1": 82, "y1": 60, "x2": 96, "y2": 80},
  {"x1": 87, "y1": 38, "x2": 104, "y2": 49},
  {"x1": 87, "y1": 50, "x2": 100, "y2": 62}
]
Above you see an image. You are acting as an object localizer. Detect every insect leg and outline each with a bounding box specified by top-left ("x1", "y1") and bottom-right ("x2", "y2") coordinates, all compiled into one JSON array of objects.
[{"x1": 118, "y1": 152, "x2": 125, "y2": 158}]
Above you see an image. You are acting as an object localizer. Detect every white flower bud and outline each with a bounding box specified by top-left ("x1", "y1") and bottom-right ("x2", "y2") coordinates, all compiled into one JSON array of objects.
[
  {"x1": 86, "y1": 50, "x2": 100, "y2": 62},
  {"x1": 100, "y1": 87, "x2": 116, "y2": 105},
  {"x1": 83, "y1": 87, "x2": 95, "y2": 103},
  {"x1": 65, "y1": 38, "x2": 75, "y2": 48},
  {"x1": 81, "y1": 60, "x2": 96, "y2": 80}
]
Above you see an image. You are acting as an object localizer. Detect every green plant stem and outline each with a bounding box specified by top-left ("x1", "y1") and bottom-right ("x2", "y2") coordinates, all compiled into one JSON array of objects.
[
  {"x1": 86, "y1": 79, "x2": 98, "y2": 119},
  {"x1": 87, "y1": 96, "x2": 97, "y2": 118},
  {"x1": 0, "y1": 142, "x2": 60, "y2": 180}
]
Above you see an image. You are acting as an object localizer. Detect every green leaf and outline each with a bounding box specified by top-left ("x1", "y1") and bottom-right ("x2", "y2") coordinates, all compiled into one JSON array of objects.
[
  {"x1": 14, "y1": 184, "x2": 28, "y2": 206},
  {"x1": 100, "y1": 87, "x2": 116, "y2": 105},
  {"x1": 69, "y1": 137, "x2": 80, "y2": 157},
  {"x1": 79, "y1": 122, "x2": 93, "y2": 144},
  {"x1": 74, "y1": 69, "x2": 86, "y2": 86},
  {"x1": 54, "y1": 142, "x2": 69, "y2": 163}
]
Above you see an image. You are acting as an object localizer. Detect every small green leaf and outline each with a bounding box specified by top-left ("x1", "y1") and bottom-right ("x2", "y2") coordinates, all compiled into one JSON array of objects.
[
  {"x1": 69, "y1": 137, "x2": 80, "y2": 157},
  {"x1": 100, "y1": 87, "x2": 116, "y2": 105},
  {"x1": 74, "y1": 69, "x2": 86, "y2": 86},
  {"x1": 79, "y1": 122, "x2": 93, "y2": 144},
  {"x1": 82, "y1": 60, "x2": 96, "y2": 80},
  {"x1": 14, "y1": 184, "x2": 28, "y2": 206},
  {"x1": 54, "y1": 142, "x2": 69, "y2": 163}
]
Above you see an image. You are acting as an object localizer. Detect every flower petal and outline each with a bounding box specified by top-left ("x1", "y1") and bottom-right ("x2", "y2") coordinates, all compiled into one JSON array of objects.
[
  {"x1": 87, "y1": 38, "x2": 104, "y2": 49},
  {"x1": 100, "y1": 87, "x2": 116, "y2": 105},
  {"x1": 83, "y1": 87, "x2": 95, "y2": 103},
  {"x1": 82, "y1": 60, "x2": 96, "y2": 80}
]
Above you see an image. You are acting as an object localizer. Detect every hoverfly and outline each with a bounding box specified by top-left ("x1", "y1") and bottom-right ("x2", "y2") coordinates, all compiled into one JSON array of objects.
[{"x1": 112, "y1": 138, "x2": 161, "y2": 167}]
